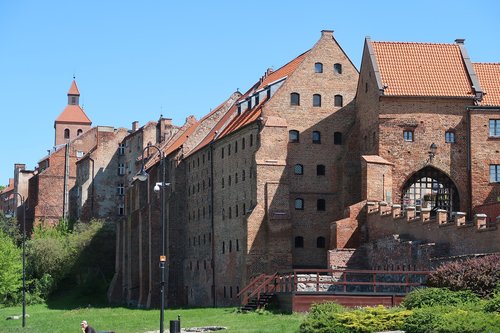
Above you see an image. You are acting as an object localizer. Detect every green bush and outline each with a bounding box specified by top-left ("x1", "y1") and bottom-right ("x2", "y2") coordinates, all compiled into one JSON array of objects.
[
  {"x1": 336, "y1": 305, "x2": 411, "y2": 333},
  {"x1": 402, "y1": 287, "x2": 480, "y2": 309},
  {"x1": 403, "y1": 305, "x2": 500, "y2": 333},
  {"x1": 299, "y1": 302, "x2": 349, "y2": 333},
  {"x1": 429, "y1": 255, "x2": 500, "y2": 297},
  {"x1": 484, "y1": 285, "x2": 500, "y2": 313},
  {"x1": 0, "y1": 230, "x2": 22, "y2": 305}
]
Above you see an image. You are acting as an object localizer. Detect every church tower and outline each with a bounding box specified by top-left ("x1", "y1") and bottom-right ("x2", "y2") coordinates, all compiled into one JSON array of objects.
[{"x1": 54, "y1": 80, "x2": 92, "y2": 146}]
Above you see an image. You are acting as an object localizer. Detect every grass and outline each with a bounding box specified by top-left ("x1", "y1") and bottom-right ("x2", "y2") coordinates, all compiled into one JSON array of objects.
[{"x1": 0, "y1": 292, "x2": 304, "y2": 333}]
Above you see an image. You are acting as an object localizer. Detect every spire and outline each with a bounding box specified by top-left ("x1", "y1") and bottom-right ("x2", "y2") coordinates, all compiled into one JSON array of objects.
[{"x1": 67, "y1": 80, "x2": 80, "y2": 105}]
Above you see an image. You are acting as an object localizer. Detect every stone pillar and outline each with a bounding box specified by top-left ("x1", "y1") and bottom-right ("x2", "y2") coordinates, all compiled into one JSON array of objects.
[
  {"x1": 406, "y1": 206, "x2": 416, "y2": 221},
  {"x1": 455, "y1": 212, "x2": 467, "y2": 226},
  {"x1": 475, "y1": 213, "x2": 488, "y2": 230},
  {"x1": 421, "y1": 208, "x2": 431, "y2": 223},
  {"x1": 437, "y1": 209, "x2": 448, "y2": 225},
  {"x1": 392, "y1": 204, "x2": 402, "y2": 218}
]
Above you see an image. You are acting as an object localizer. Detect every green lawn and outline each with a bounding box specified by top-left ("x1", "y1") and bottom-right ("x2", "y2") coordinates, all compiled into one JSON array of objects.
[{"x1": 0, "y1": 303, "x2": 304, "y2": 333}]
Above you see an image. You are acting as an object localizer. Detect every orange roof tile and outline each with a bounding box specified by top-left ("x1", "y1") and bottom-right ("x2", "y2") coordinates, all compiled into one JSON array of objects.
[
  {"x1": 68, "y1": 80, "x2": 80, "y2": 95},
  {"x1": 256, "y1": 51, "x2": 309, "y2": 90},
  {"x1": 55, "y1": 105, "x2": 92, "y2": 124},
  {"x1": 474, "y1": 63, "x2": 500, "y2": 106},
  {"x1": 372, "y1": 41, "x2": 474, "y2": 98}
]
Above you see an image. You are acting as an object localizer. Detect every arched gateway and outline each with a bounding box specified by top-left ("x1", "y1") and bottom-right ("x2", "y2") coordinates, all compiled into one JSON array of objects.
[{"x1": 401, "y1": 166, "x2": 459, "y2": 215}]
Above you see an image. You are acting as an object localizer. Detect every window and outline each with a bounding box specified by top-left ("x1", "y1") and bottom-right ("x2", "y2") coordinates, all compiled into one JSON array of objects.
[
  {"x1": 334, "y1": 94, "x2": 343, "y2": 107},
  {"x1": 222, "y1": 241, "x2": 225, "y2": 254},
  {"x1": 403, "y1": 130, "x2": 414, "y2": 142},
  {"x1": 242, "y1": 169, "x2": 246, "y2": 181},
  {"x1": 235, "y1": 173, "x2": 238, "y2": 184},
  {"x1": 71, "y1": 96, "x2": 76, "y2": 104},
  {"x1": 314, "y1": 62, "x2": 323, "y2": 73},
  {"x1": 118, "y1": 204, "x2": 124, "y2": 216},
  {"x1": 118, "y1": 163, "x2": 125, "y2": 175},
  {"x1": 289, "y1": 130, "x2": 300, "y2": 143},
  {"x1": 294, "y1": 164, "x2": 304, "y2": 175},
  {"x1": 312, "y1": 131, "x2": 321, "y2": 144},
  {"x1": 295, "y1": 198, "x2": 304, "y2": 210},
  {"x1": 295, "y1": 236, "x2": 304, "y2": 248},
  {"x1": 317, "y1": 199, "x2": 326, "y2": 211},
  {"x1": 221, "y1": 147, "x2": 224, "y2": 158},
  {"x1": 242, "y1": 137, "x2": 246, "y2": 149},
  {"x1": 117, "y1": 183, "x2": 125, "y2": 195},
  {"x1": 236, "y1": 239, "x2": 239, "y2": 251},
  {"x1": 316, "y1": 165, "x2": 325, "y2": 176},
  {"x1": 118, "y1": 143, "x2": 125, "y2": 155},
  {"x1": 228, "y1": 175, "x2": 232, "y2": 186},
  {"x1": 228, "y1": 145, "x2": 231, "y2": 156},
  {"x1": 290, "y1": 93, "x2": 300, "y2": 106},
  {"x1": 235, "y1": 141, "x2": 238, "y2": 153},
  {"x1": 76, "y1": 150, "x2": 84, "y2": 158},
  {"x1": 317, "y1": 237, "x2": 326, "y2": 248},
  {"x1": 334, "y1": 132, "x2": 342, "y2": 145},
  {"x1": 221, "y1": 177, "x2": 225, "y2": 188},
  {"x1": 250, "y1": 134, "x2": 253, "y2": 146},
  {"x1": 77, "y1": 129, "x2": 83, "y2": 136},
  {"x1": 64, "y1": 128, "x2": 70, "y2": 139},
  {"x1": 313, "y1": 94, "x2": 321, "y2": 107},
  {"x1": 334, "y1": 63, "x2": 342, "y2": 74},
  {"x1": 489, "y1": 120, "x2": 500, "y2": 137},
  {"x1": 445, "y1": 131, "x2": 456, "y2": 143},
  {"x1": 490, "y1": 165, "x2": 500, "y2": 182}
]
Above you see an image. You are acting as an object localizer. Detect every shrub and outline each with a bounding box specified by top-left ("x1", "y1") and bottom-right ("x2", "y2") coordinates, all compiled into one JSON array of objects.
[
  {"x1": 403, "y1": 306, "x2": 500, "y2": 333},
  {"x1": 299, "y1": 302, "x2": 349, "y2": 333},
  {"x1": 336, "y1": 305, "x2": 411, "y2": 333},
  {"x1": 484, "y1": 285, "x2": 500, "y2": 313},
  {"x1": 0, "y1": 230, "x2": 22, "y2": 306},
  {"x1": 402, "y1": 287, "x2": 480, "y2": 309},
  {"x1": 428, "y1": 255, "x2": 500, "y2": 297}
]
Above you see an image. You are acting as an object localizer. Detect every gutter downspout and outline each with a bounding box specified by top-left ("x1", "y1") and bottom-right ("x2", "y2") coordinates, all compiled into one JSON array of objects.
[
  {"x1": 89, "y1": 157, "x2": 95, "y2": 219},
  {"x1": 209, "y1": 143, "x2": 216, "y2": 307},
  {"x1": 63, "y1": 143, "x2": 70, "y2": 220}
]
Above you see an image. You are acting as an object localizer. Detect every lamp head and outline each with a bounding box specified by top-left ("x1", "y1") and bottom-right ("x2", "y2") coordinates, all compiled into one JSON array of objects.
[
  {"x1": 133, "y1": 168, "x2": 149, "y2": 182},
  {"x1": 429, "y1": 143, "x2": 437, "y2": 155}
]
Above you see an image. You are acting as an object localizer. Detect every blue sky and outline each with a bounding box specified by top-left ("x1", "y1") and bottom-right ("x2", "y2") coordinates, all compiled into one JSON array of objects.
[{"x1": 1, "y1": 0, "x2": 499, "y2": 183}]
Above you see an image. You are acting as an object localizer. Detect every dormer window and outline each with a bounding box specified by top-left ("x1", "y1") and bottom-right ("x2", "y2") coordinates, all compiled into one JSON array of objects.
[{"x1": 314, "y1": 62, "x2": 323, "y2": 73}]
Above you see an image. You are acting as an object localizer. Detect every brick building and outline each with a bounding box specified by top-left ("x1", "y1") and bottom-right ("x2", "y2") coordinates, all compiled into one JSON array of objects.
[{"x1": 110, "y1": 30, "x2": 361, "y2": 307}]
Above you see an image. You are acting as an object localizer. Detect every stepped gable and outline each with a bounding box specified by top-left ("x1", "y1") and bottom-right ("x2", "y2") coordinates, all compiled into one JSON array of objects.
[
  {"x1": 474, "y1": 63, "x2": 500, "y2": 106},
  {"x1": 371, "y1": 41, "x2": 475, "y2": 98}
]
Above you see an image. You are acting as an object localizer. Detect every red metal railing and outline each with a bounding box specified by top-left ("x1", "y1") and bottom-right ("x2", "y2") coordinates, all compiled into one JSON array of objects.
[{"x1": 237, "y1": 273, "x2": 278, "y2": 306}]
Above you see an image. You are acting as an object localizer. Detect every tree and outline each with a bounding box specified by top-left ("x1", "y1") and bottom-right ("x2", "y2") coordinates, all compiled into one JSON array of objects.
[{"x1": 0, "y1": 229, "x2": 22, "y2": 304}]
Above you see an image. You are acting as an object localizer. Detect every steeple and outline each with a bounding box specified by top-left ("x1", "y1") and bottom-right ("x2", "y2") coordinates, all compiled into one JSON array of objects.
[
  {"x1": 54, "y1": 79, "x2": 92, "y2": 146},
  {"x1": 67, "y1": 80, "x2": 80, "y2": 105}
]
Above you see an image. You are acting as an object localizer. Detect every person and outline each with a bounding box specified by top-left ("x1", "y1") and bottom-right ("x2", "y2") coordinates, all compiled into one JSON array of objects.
[{"x1": 81, "y1": 320, "x2": 97, "y2": 333}]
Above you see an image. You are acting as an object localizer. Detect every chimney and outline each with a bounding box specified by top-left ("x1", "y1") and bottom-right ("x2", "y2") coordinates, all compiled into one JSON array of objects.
[
  {"x1": 132, "y1": 121, "x2": 139, "y2": 131},
  {"x1": 455, "y1": 38, "x2": 465, "y2": 44},
  {"x1": 162, "y1": 118, "x2": 172, "y2": 127},
  {"x1": 321, "y1": 30, "x2": 334, "y2": 38}
]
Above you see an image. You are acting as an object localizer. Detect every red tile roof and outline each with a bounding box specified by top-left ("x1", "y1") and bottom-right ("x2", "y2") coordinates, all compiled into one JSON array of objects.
[
  {"x1": 474, "y1": 63, "x2": 500, "y2": 106},
  {"x1": 372, "y1": 41, "x2": 474, "y2": 98},
  {"x1": 68, "y1": 80, "x2": 80, "y2": 95},
  {"x1": 256, "y1": 51, "x2": 309, "y2": 90},
  {"x1": 55, "y1": 105, "x2": 92, "y2": 124}
]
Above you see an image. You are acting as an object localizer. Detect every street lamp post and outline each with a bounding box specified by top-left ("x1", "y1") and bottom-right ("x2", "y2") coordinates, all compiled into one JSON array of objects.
[
  {"x1": 10, "y1": 192, "x2": 26, "y2": 328},
  {"x1": 133, "y1": 145, "x2": 169, "y2": 333}
]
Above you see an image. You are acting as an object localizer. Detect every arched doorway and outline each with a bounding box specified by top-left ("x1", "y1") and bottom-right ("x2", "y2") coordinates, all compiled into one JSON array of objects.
[{"x1": 401, "y1": 166, "x2": 459, "y2": 215}]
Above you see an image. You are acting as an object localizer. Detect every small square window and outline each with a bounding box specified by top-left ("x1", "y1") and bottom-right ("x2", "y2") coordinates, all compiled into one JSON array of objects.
[
  {"x1": 294, "y1": 164, "x2": 304, "y2": 175},
  {"x1": 403, "y1": 130, "x2": 414, "y2": 142},
  {"x1": 445, "y1": 131, "x2": 455, "y2": 143},
  {"x1": 314, "y1": 62, "x2": 323, "y2": 73}
]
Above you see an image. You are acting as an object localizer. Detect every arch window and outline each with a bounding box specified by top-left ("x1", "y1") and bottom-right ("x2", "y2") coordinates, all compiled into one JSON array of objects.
[
  {"x1": 334, "y1": 132, "x2": 342, "y2": 145},
  {"x1": 77, "y1": 129, "x2": 83, "y2": 136},
  {"x1": 316, "y1": 164, "x2": 325, "y2": 176},
  {"x1": 312, "y1": 131, "x2": 321, "y2": 144},
  {"x1": 64, "y1": 128, "x2": 70, "y2": 139},
  {"x1": 317, "y1": 236, "x2": 326, "y2": 248},
  {"x1": 334, "y1": 94, "x2": 343, "y2": 107},
  {"x1": 289, "y1": 130, "x2": 300, "y2": 143},
  {"x1": 334, "y1": 63, "x2": 342, "y2": 74},
  {"x1": 295, "y1": 236, "x2": 304, "y2": 248},
  {"x1": 317, "y1": 199, "x2": 326, "y2": 211},
  {"x1": 294, "y1": 164, "x2": 304, "y2": 175},
  {"x1": 295, "y1": 198, "x2": 304, "y2": 210},
  {"x1": 313, "y1": 94, "x2": 322, "y2": 107},
  {"x1": 314, "y1": 62, "x2": 323, "y2": 73},
  {"x1": 290, "y1": 93, "x2": 300, "y2": 106}
]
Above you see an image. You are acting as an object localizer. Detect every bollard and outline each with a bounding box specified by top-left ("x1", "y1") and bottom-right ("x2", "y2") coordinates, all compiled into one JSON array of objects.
[{"x1": 170, "y1": 315, "x2": 181, "y2": 333}]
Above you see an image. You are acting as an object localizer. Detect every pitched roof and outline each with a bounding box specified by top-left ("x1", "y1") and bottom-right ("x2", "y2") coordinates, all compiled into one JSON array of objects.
[
  {"x1": 474, "y1": 63, "x2": 500, "y2": 106},
  {"x1": 256, "y1": 51, "x2": 309, "y2": 90},
  {"x1": 55, "y1": 105, "x2": 92, "y2": 124},
  {"x1": 68, "y1": 80, "x2": 80, "y2": 95},
  {"x1": 371, "y1": 41, "x2": 474, "y2": 98}
]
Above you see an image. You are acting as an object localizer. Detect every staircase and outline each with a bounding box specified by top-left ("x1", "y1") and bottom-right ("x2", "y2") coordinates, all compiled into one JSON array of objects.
[{"x1": 237, "y1": 273, "x2": 278, "y2": 311}]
